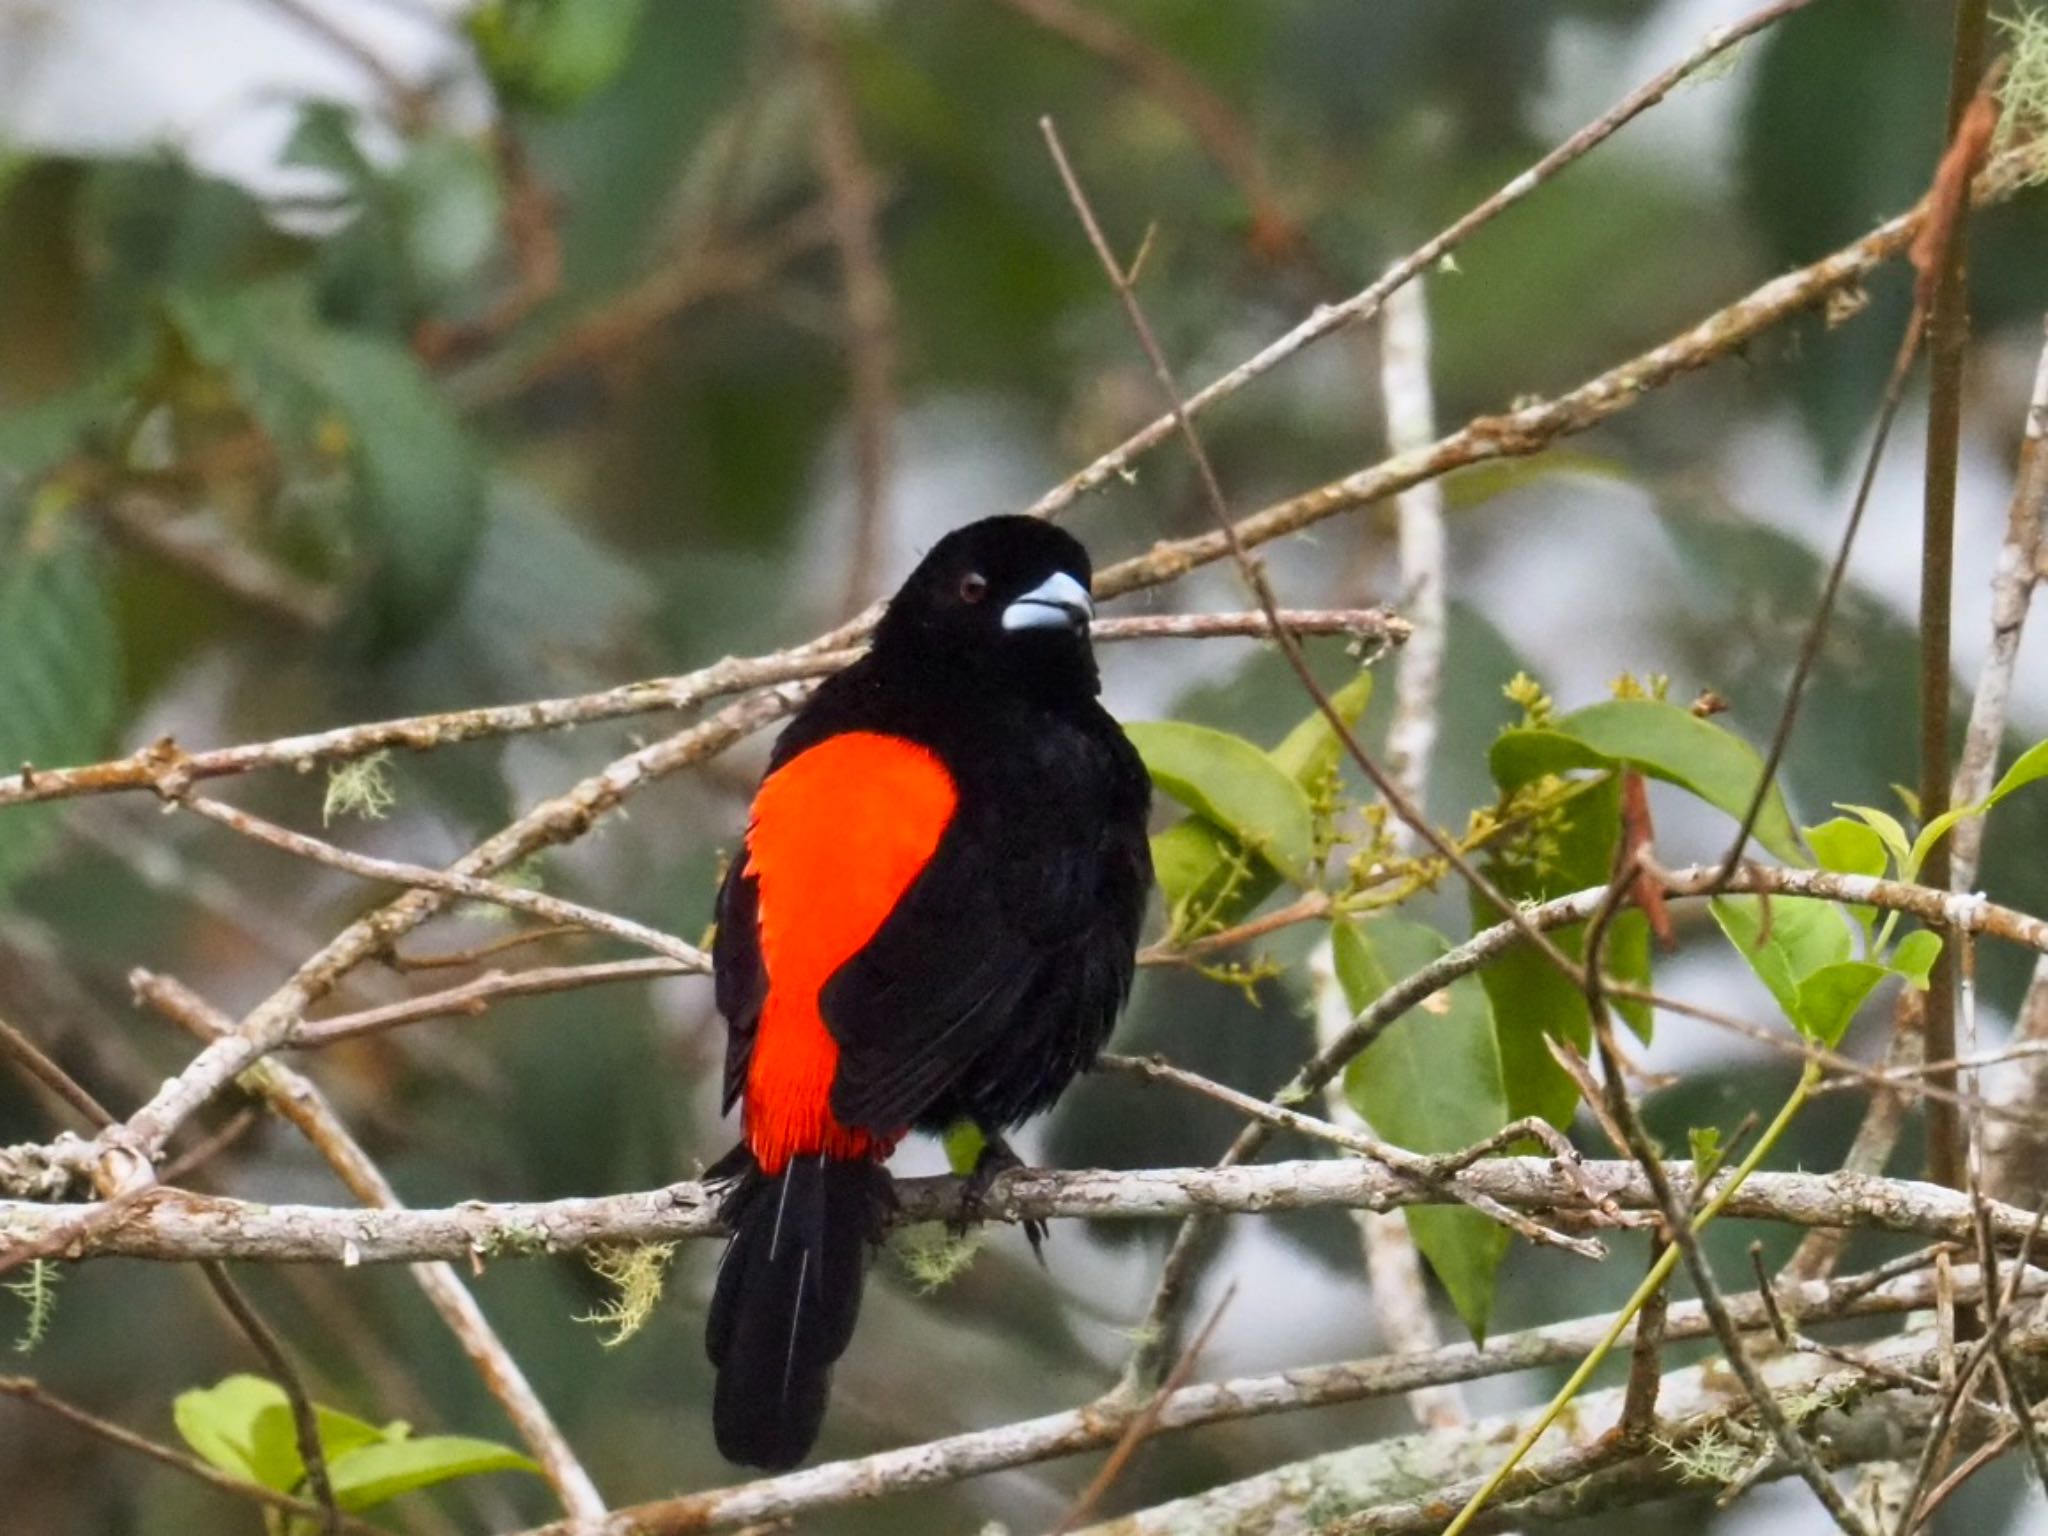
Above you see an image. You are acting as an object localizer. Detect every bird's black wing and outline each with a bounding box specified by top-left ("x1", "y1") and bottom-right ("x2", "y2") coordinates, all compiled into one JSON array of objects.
[
  {"x1": 712, "y1": 846, "x2": 767, "y2": 1113},
  {"x1": 822, "y1": 717, "x2": 1150, "y2": 1133}
]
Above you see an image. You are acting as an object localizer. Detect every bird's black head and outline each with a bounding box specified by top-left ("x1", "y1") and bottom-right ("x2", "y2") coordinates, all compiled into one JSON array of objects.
[{"x1": 872, "y1": 515, "x2": 1100, "y2": 699}]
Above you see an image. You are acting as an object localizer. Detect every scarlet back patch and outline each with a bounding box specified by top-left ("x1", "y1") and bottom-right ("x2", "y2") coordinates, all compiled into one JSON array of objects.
[{"x1": 742, "y1": 731, "x2": 958, "y2": 1170}]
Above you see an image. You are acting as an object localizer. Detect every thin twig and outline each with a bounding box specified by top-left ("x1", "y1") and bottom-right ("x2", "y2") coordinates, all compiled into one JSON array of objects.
[
  {"x1": 1052, "y1": 1285, "x2": 1237, "y2": 1534},
  {"x1": 294, "y1": 957, "x2": 687, "y2": 1047},
  {"x1": 0, "y1": 1012, "x2": 112, "y2": 1130},
  {"x1": 199, "y1": 1263, "x2": 343, "y2": 1535},
  {"x1": 0, "y1": 609, "x2": 1401, "y2": 810},
  {"x1": 779, "y1": 0, "x2": 900, "y2": 616},
  {"x1": 176, "y1": 791, "x2": 709, "y2": 970},
  {"x1": 1100, "y1": 1052, "x2": 1603, "y2": 1259}
]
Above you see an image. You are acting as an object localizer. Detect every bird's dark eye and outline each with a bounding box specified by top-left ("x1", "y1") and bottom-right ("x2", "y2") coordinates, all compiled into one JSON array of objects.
[{"x1": 959, "y1": 572, "x2": 989, "y2": 603}]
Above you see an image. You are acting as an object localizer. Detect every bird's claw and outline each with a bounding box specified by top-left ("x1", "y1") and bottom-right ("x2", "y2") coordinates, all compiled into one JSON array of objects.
[{"x1": 955, "y1": 1133, "x2": 1049, "y2": 1265}]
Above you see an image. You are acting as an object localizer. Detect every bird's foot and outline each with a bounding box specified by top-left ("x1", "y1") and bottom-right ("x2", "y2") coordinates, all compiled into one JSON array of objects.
[{"x1": 955, "y1": 1132, "x2": 1049, "y2": 1265}]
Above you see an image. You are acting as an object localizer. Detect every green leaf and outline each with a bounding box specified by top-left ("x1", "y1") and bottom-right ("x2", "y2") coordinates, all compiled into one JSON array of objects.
[
  {"x1": 1475, "y1": 772, "x2": 1649, "y2": 1126},
  {"x1": 1126, "y1": 720, "x2": 1316, "y2": 884},
  {"x1": 1792, "y1": 961, "x2": 1890, "y2": 1048},
  {"x1": 1710, "y1": 894, "x2": 1864, "y2": 1041},
  {"x1": 1334, "y1": 917, "x2": 1510, "y2": 1340},
  {"x1": 1267, "y1": 670, "x2": 1374, "y2": 784},
  {"x1": 246, "y1": 1402, "x2": 393, "y2": 1496},
  {"x1": 1890, "y1": 930, "x2": 1942, "y2": 989},
  {"x1": 1806, "y1": 815, "x2": 1884, "y2": 940},
  {"x1": 1147, "y1": 818, "x2": 1253, "y2": 932},
  {"x1": 328, "y1": 1435, "x2": 539, "y2": 1513},
  {"x1": 173, "y1": 1375, "x2": 289, "y2": 1484},
  {"x1": 1689, "y1": 1125, "x2": 1723, "y2": 1183},
  {"x1": 1806, "y1": 816, "x2": 1885, "y2": 878},
  {"x1": 1492, "y1": 699, "x2": 1804, "y2": 865},
  {"x1": 1837, "y1": 804, "x2": 1911, "y2": 870},
  {"x1": 1144, "y1": 673, "x2": 1374, "y2": 939},
  {"x1": 1908, "y1": 738, "x2": 2048, "y2": 875},
  {"x1": 0, "y1": 522, "x2": 122, "y2": 902}
]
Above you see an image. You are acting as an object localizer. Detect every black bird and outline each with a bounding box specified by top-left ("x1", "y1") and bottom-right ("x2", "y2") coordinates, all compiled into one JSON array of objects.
[{"x1": 704, "y1": 514, "x2": 1153, "y2": 1468}]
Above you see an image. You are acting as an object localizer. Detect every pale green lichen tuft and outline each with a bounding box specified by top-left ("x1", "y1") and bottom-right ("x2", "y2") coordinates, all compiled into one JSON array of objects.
[
  {"x1": 7, "y1": 1260, "x2": 59, "y2": 1354},
  {"x1": 576, "y1": 1242, "x2": 677, "y2": 1348},
  {"x1": 1999, "y1": 8, "x2": 2048, "y2": 169},
  {"x1": 892, "y1": 1224, "x2": 985, "y2": 1293},
  {"x1": 322, "y1": 751, "x2": 397, "y2": 826},
  {"x1": 1654, "y1": 1423, "x2": 1751, "y2": 1486}
]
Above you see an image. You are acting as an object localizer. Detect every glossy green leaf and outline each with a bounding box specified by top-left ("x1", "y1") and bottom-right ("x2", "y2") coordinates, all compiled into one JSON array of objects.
[
  {"x1": 0, "y1": 523, "x2": 121, "y2": 902},
  {"x1": 1890, "y1": 930, "x2": 1942, "y2": 989},
  {"x1": 246, "y1": 1401, "x2": 392, "y2": 1496},
  {"x1": 1806, "y1": 816, "x2": 1885, "y2": 878},
  {"x1": 1837, "y1": 804, "x2": 1911, "y2": 870},
  {"x1": 1708, "y1": 892, "x2": 1892, "y2": 1044},
  {"x1": 1806, "y1": 814, "x2": 1883, "y2": 939},
  {"x1": 1145, "y1": 672, "x2": 1374, "y2": 937},
  {"x1": 328, "y1": 1435, "x2": 539, "y2": 1512},
  {"x1": 1127, "y1": 721, "x2": 1316, "y2": 885},
  {"x1": 1492, "y1": 698, "x2": 1804, "y2": 865},
  {"x1": 1335, "y1": 917, "x2": 1510, "y2": 1341},
  {"x1": 1710, "y1": 895, "x2": 1849, "y2": 1025},
  {"x1": 173, "y1": 1375, "x2": 281, "y2": 1482},
  {"x1": 1792, "y1": 960, "x2": 1890, "y2": 1048}
]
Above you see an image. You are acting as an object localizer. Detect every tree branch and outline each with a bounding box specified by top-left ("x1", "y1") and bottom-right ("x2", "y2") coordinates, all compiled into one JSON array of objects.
[{"x1": 13, "y1": 1158, "x2": 2048, "y2": 1264}]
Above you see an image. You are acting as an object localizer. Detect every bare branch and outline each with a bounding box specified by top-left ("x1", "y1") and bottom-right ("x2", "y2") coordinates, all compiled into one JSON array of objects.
[
  {"x1": 176, "y1": 792, "x2": 709, "y2": 970},
  {"x1": 0, "y1": 609, "x2": 1401, "y2": 811},
  {"x1": 16, "y1": 1156, "x2": 2048, "y2": 1264}
]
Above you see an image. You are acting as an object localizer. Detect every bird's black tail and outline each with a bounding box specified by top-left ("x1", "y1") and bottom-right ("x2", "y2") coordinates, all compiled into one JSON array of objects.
[{"x1": 705, "y1": 1147, "x2": 891, "y2": 1468}]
